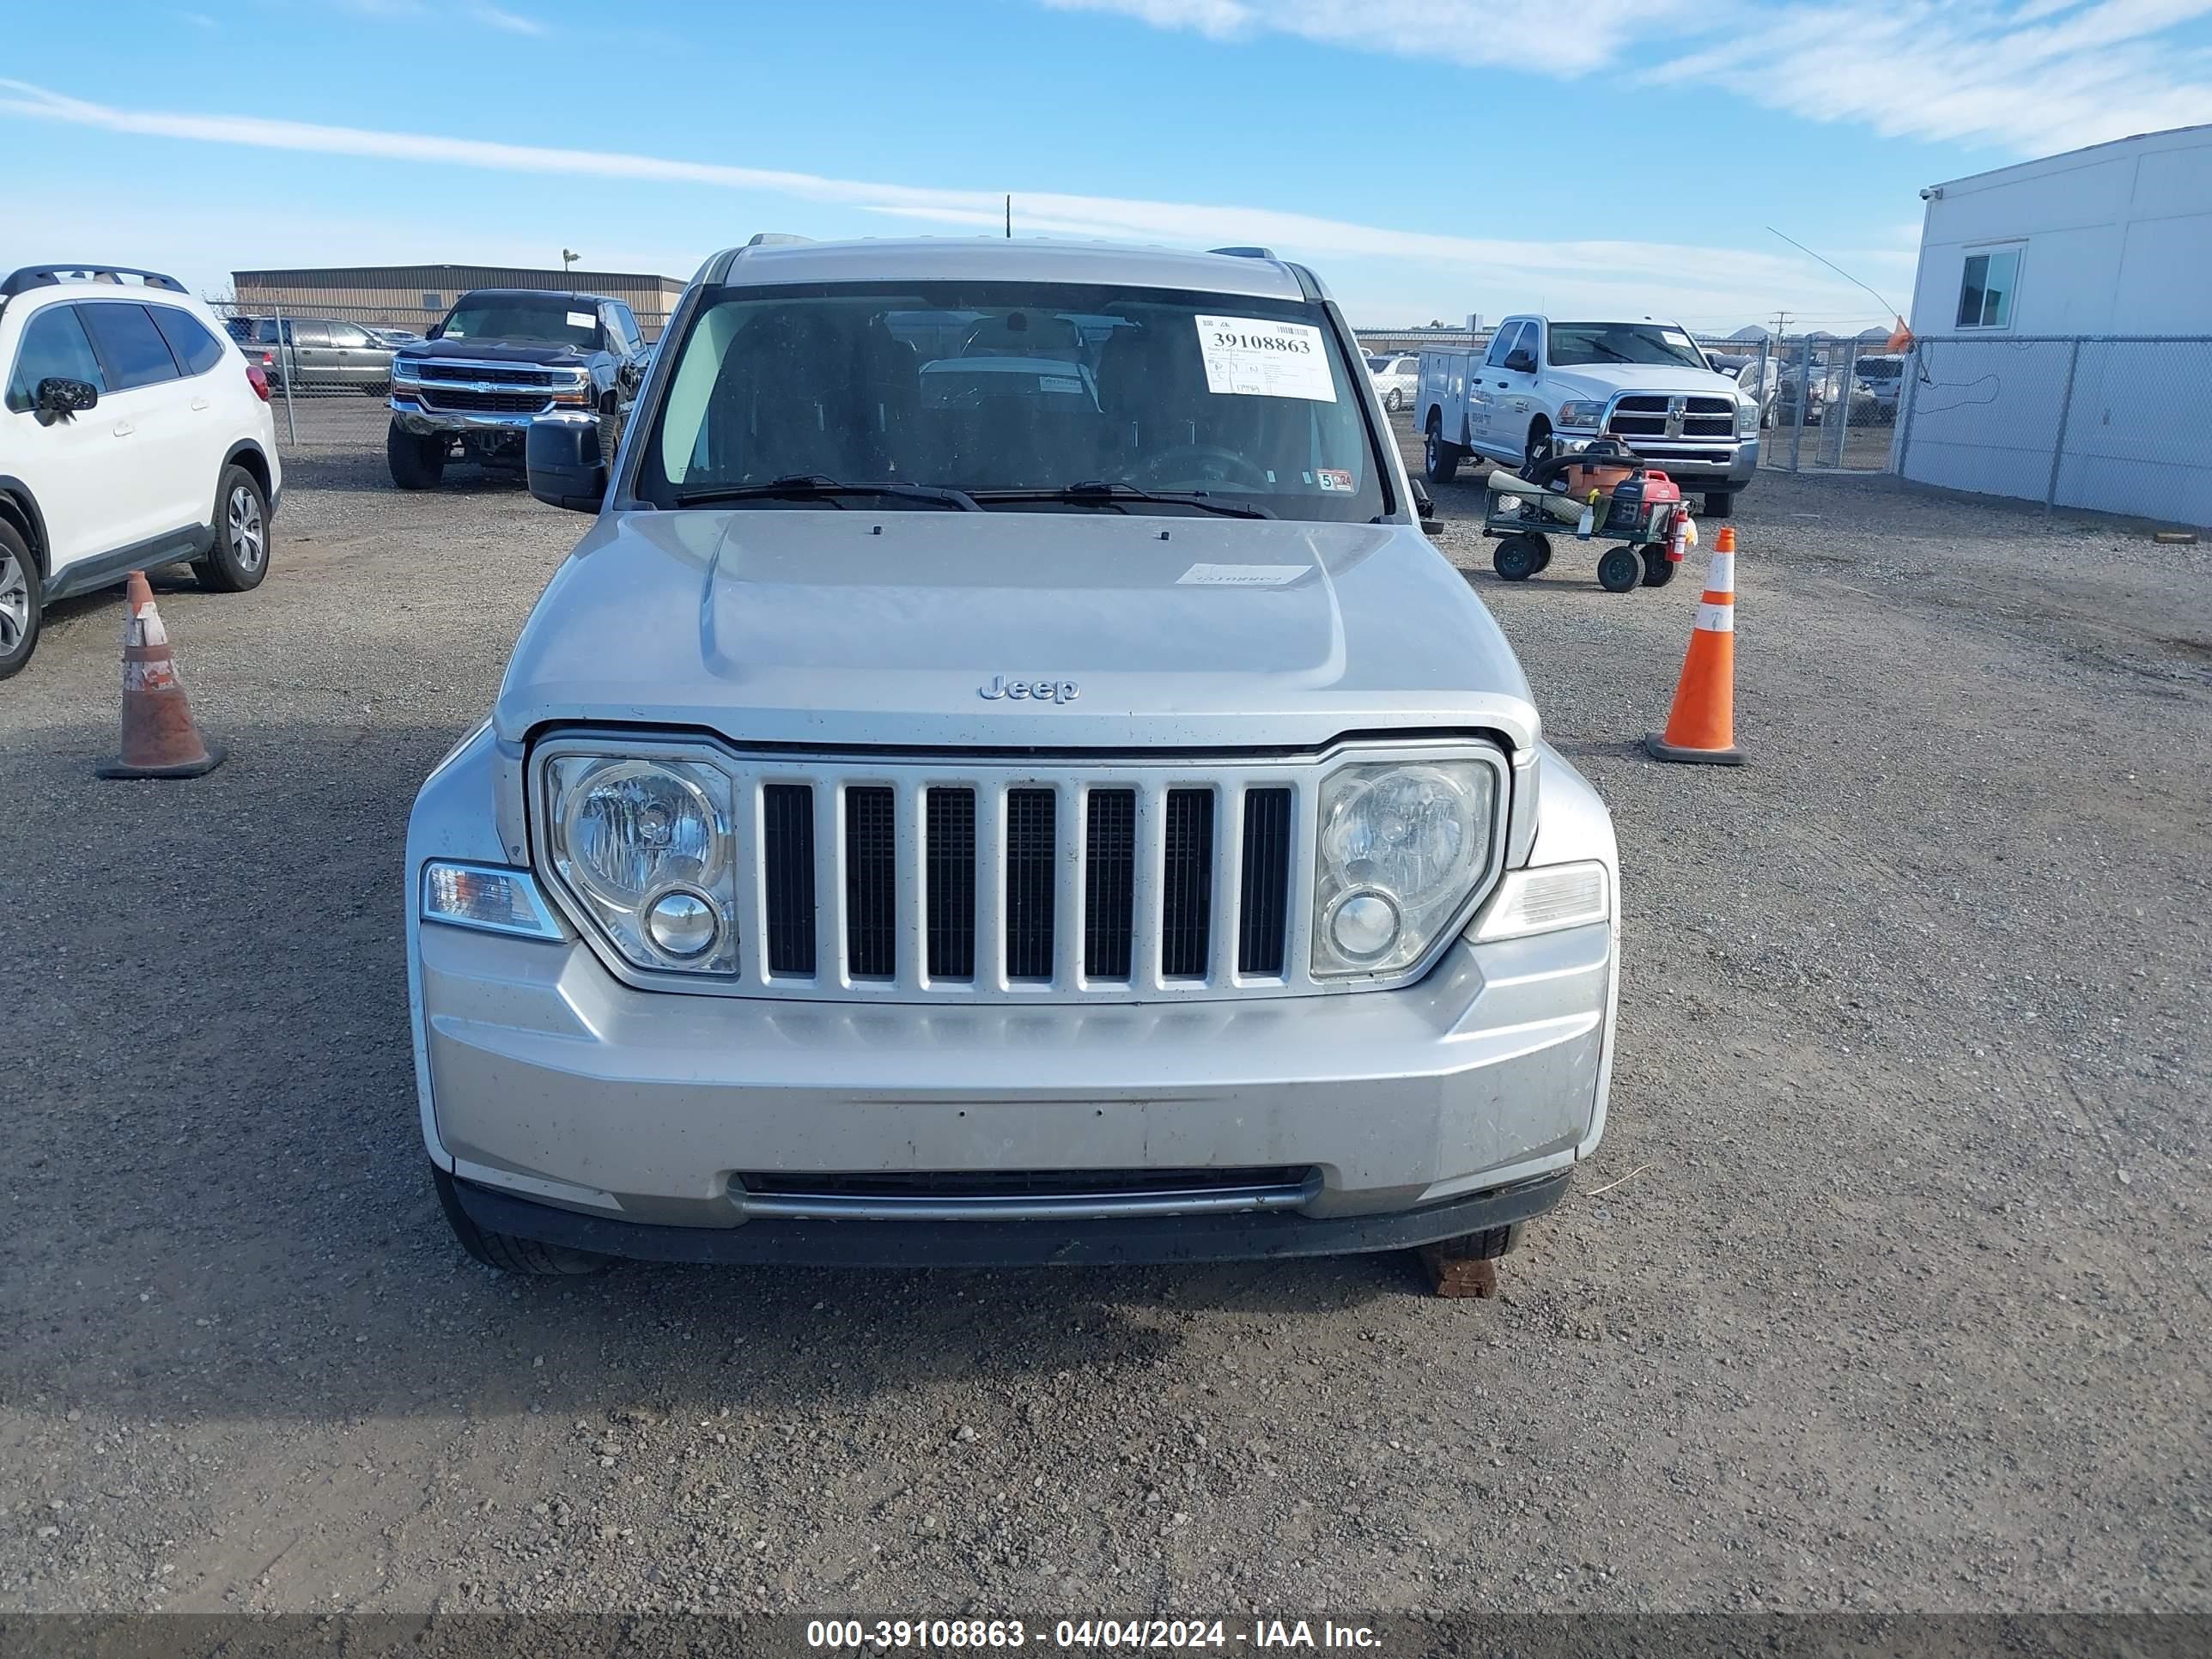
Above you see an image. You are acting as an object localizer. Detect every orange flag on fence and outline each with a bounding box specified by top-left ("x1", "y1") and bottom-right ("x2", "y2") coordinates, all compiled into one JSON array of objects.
[{"x1": 1885, "y1": 315, "x2": 1914, "y2": 352}]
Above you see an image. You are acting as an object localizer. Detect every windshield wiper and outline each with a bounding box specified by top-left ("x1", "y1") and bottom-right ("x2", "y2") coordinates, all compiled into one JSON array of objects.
[
  {"x1": 969, "y1": 481, "x2": 1275, "y2": 520},
  {"x1": 672, "y1": 475, "x2": 981, "y2": 511}
]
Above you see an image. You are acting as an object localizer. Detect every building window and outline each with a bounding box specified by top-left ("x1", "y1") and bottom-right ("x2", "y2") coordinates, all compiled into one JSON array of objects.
[
  {"x1": 1955, "y1": 247, "x2": 2021, "y2": 330},
  {"x1": 422, "y1": 292, "x2": 443, "y2": 310}
]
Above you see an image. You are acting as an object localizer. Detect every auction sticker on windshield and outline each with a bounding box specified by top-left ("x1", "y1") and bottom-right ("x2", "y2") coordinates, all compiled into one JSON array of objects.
[
  {"x1": 567, "y1": 311, "x2": 594, "y2": 330},
  {"x1": 1195, "y1": 316, "x2": 1336, "y2": 402}
]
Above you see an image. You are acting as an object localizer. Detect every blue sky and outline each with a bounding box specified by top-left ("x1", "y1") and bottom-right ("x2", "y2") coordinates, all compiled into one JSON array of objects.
[{"x1": 4, "y1": 0, "x2": 2209, "y2": 331}]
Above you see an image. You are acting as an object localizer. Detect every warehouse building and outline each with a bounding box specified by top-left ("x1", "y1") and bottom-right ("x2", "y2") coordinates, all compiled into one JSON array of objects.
[{"x1": 229, "y1": 263, "x2": 690, "y2": 336}]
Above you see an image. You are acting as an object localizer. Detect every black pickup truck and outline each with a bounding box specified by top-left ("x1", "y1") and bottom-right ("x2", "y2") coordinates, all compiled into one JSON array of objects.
[{"x1": 386, "y1": 289, "x2": 652, "y2": 489}]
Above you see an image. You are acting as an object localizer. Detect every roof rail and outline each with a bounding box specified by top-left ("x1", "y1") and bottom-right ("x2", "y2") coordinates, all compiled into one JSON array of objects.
[
  {"x1": 744, "y1": 233, "x2": 811, "y2": 248},
  {"x1": 1207, "y1": 246, "x2": 1279, "y2": 260},
  {"x1": 1, "y1": 264, "x2": 190, "y2": 300}
]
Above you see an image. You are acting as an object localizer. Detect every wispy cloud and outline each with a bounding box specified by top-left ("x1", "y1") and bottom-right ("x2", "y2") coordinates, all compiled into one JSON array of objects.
[
  {"x1": 1045, "y1": 0, "x2": 1686, "y2": 75},
  {"x1": 469, "y1": 3, "x2": 546, "y2": 35},
  {"x1": 173, "y1": 9, "x2": 218, "y2": 27},
  {"x1": 1049, "y1": 0, "x2": 2212, "y2": 155},
  {"x1": 0, "y1": 78, "x2": 1901, "y2": 325},
  {"x1": 336, "y1": 0, "x2": 548, "y2": 34}
]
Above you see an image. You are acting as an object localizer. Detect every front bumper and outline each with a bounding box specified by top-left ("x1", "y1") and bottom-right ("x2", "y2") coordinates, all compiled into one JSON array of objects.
[
  {"x1": 411, "y1": 909, "x2": 1611, "y2": 1242},
  {"x1": 1555, "y1": 432, "x2": 1759, "y2": 489},
  {"x1": 389, "y1": 394, "x2": 541, "y2": 439},
  {"x1": 447, "y1": 1165, "x2": 1572, "y2": 1267}
]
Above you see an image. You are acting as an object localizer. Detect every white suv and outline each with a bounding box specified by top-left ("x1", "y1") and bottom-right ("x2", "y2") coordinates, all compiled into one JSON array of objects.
[{"x1": 0, "y1": 265, "x2": 282, "y2": 679}]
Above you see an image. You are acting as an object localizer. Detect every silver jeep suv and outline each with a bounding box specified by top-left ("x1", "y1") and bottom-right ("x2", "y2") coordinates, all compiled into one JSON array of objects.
[{"x1": 405, "y1": 236, "x2": 1620, "y2": 1277}]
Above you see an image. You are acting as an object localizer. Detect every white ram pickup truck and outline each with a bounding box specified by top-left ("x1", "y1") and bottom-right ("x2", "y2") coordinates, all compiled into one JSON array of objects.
[{"x1": 1418, "y1": 316, "x2": 1760, "y2": 517}]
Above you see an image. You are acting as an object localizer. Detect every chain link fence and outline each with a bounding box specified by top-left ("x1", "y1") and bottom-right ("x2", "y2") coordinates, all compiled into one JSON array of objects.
[{"x1": 1895, "y1": 334, "x2": 2212, "y2": 525}]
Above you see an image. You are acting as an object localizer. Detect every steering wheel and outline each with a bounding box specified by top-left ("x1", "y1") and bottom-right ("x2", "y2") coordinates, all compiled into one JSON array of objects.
[{"x1": 1133, "y1": 444, "x2": 1272, "y2": 490}]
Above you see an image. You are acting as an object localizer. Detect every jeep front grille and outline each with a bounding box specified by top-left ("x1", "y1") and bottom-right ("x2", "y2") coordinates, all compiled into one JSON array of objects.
[{"x1": 532, "y1": 741, "x2": 1511, "y2": 1003}]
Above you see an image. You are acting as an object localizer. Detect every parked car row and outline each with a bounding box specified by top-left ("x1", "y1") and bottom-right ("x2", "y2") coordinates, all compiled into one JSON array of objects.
[{"x1": 0, "y1": 264, "x2": 280, "y2": 678}]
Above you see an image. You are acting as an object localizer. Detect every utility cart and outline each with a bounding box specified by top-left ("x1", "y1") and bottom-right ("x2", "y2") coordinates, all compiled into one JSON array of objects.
[{"x1": 1480, "y1": 441, "x2": 1693, "y2": 593}]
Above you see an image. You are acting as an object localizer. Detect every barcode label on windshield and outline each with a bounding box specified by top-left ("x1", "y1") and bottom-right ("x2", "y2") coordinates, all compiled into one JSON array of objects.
[{"x1": 1194, "y1": 316, "x2": 1337, "y2": 402}]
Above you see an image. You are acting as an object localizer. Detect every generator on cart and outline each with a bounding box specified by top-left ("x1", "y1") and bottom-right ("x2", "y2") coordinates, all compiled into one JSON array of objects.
[{"x1": 1480, "y1": 438, "x2": 1695, "y2": 592}]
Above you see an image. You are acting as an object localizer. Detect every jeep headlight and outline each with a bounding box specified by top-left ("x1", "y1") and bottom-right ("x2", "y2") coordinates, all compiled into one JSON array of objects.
[
  {"x1": 1556, "y1": 399, "x2": 1607, "y2": 430},
  {"x1": 1312, "y1": 760, "x2": 1497, "y2": 979},
  {"x1": 541, "y1": 753, "x2": 740, "y2": 975},
  {"x1": 1735, "y1": 397, "x2": 1759, "y2": 436}
]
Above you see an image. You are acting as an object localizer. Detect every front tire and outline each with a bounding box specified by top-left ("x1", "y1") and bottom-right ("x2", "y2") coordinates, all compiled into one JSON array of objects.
[
  {"x1": 0, "y1": 520, "x2": 43, "y2": 680},
  {"x1": 387, "y1": 420, "x2": 447, "y2": 490},
  {"x1": 1596, "y1": 546, "x2": 1641, "y2": 593},
  {"x1": 433, "y1": 1167, "x2": 604, "y2": 1276},
  {"x1": 1703, "y1": 491, "x2": 1734, "y2": 520},
  {"x1": 1639, "y1": 546, "x2": 1678, "y2": 587},
  {"x1": 194, "y1": 464, "x2": 271, "y2": 593},
  {"x1": 1492, "y1": 533, "x2": 1546, "y2": 582},
  {"x1": 1424, "y1": 421, "x2": 1461, "y2": 485}
]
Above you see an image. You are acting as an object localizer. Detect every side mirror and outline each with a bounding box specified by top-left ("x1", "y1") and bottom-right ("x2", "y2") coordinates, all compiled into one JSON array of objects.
[
  {"x1": 1504, "y1": 349, "x2": 1537, "y2": 374},
  {"x1": 34, "y1": 377, "x2": 99, "y2": 420},
  {"x1": 426, "y1": 323, "x2": 444, "y2": 341},
  {"x1": 527, "y1": 415, "x2": 608, "y2": 514},
  {"x1": 1409, "y1": 479, "x2": 1443, "y2": 537}
]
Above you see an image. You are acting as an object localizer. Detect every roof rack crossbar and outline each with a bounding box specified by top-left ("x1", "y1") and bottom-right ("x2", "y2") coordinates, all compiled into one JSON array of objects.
[{"x1": 1, "y1": 264, "x2": 190, "y2": 300}]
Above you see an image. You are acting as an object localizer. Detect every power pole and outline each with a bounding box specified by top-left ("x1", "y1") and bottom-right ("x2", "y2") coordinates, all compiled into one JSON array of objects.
[
  {"x1": 1005, "y1": 196, "x2": 1012, "y2": 239},
  {"x1": 1770, "y1": 309, "x2": 1792, "y2": 339}
]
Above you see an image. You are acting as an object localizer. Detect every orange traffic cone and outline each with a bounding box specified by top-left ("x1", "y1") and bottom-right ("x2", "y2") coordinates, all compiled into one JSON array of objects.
[
  {"x1": 95, "y1": 572, "x2": 225, "y2": 780},
  {"x1": 1644, "y1": 526, "x2": 1743, "y2": 766}
]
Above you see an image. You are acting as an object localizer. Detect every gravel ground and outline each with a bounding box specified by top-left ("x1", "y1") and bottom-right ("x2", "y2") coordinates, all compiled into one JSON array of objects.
[{"x1": 1, "y1": 404, "x2": 2206, "y2": 1619}]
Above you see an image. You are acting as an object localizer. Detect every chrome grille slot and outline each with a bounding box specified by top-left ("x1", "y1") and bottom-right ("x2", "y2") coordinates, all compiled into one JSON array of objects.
[
  {"x1": 925, "y1": 787, "x2": 975, "y2": 981},
  {"x1": 842, "y1": 785, "x2": 897, "y2": 979},
  {"x1": 762, "y1": 783, "x2": 817, "y2": 975},
  {"x1": 1004, "y1": 787, "x2": 1057, "y2": 980},
  {"x1": 1160, "y1": 788, "x2": 1215, "y2": 979},
  {"x1": 1237, "y1": 787, "x2": 1293, "y2": 976},
  {"x1": 1084, "y1": 788, "x2": 1137, "y2": 980}
]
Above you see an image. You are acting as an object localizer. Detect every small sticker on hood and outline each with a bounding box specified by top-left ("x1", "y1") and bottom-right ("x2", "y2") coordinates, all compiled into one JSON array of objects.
[{"x1": 1176, "y1": 563, "x2": 1306, "y2": 587}]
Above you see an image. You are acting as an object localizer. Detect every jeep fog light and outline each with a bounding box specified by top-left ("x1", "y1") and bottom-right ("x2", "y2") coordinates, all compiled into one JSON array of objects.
[
  {"x1": 1470, "y1": 861, "x2": 1611, "y2": 943},
  {"x1": 422, "y1": 861, "x2": 563, "y2": 940},
  {"x1": 1311, "y1": 759, "x2": 1496, "y2": 980},
  {"x1": 645, "y1": 889, "x2": 719, "y2": 958}
]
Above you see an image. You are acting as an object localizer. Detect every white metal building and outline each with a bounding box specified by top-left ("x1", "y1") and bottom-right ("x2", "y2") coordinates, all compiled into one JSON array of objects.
[{"x1": 1895, "y1": 123, "x2": 2212, "y2": 522}]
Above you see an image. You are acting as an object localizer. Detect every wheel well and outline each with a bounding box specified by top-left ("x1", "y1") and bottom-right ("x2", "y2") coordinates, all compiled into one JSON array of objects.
[
  {"x1": 0, "y1": 488, "x2": 44, "y2": 578},
  {"x1": 1423, "y1": 404, "x2": 1441, "y2": 434},
  {"x1": 224, "y1": 443, "x2": 272, "y2": 501}
]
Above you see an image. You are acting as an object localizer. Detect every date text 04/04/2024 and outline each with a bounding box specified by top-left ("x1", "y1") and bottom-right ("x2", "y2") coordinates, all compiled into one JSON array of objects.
[{"x1": 805, "y1": 1619, "x2": 1382, "y2": 1650}]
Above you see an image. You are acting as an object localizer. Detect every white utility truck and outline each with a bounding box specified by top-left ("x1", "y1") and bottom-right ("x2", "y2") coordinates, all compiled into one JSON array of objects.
[{"x1": 1418, "y1": 316, "x2": 1760, "y2": 518}]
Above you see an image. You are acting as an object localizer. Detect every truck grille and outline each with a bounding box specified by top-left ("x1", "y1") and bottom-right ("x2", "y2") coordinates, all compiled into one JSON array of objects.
[
  {"x1": 535, "y1": 742, "x2": 1511, "y2": 1003},
  {"x1": 416, "y1": 386, "x2": 553, "y2": 415},
  {"x1": 414, "y1": 361, "x2": 563, "y2": 387},
  {"x1": 1607, "y1": 395, "x2": 1737, "y2": 442}
]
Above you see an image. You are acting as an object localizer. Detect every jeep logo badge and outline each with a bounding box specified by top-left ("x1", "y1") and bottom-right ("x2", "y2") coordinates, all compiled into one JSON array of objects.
[{"x1": 980, "y1": 675, "x2": 1080, "y2": 704}]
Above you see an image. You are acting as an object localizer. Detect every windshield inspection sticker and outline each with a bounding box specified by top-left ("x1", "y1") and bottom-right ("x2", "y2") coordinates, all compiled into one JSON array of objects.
[
  {"x1": 566, "y1": 311, "x2": 594, "y2": 330},
  {"x1": 1194, "y1": 316, "x2": 1337, "y2": 402},
  {"x1": 1316, "y1": 468, "x2": 1353, "y2": 493},
  {"x1": 1176, "y1": 563, "x2": 1307, "y2": 587}
]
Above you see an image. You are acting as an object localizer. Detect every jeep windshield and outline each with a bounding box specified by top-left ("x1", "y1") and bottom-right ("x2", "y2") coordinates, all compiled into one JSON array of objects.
[
  {"x1": 1547, "y1": 323, "x2": 1709, "y2": 371},
  {"x1": 635, "y1": 282, "x2": 1393, "y2": 522},
  {"x1": 437, "y1": 296, "x2": 600, "y2": 349}
]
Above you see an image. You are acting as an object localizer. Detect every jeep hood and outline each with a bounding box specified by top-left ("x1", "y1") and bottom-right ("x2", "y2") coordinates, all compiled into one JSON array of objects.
[{"x1": 493, "y1": 511, "x2": 1540, "y2": 752}]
